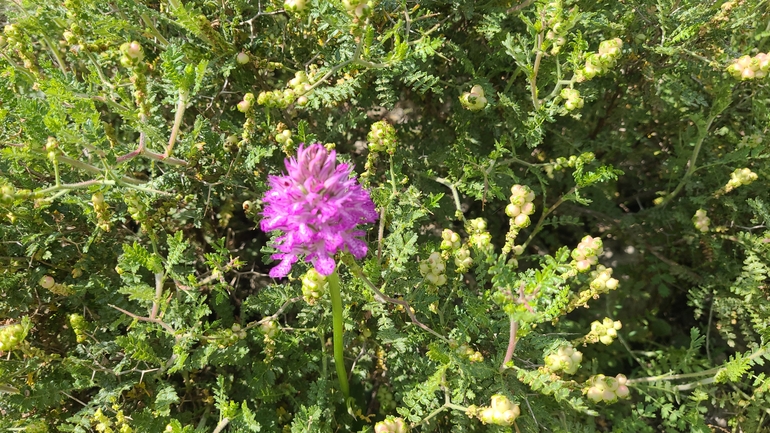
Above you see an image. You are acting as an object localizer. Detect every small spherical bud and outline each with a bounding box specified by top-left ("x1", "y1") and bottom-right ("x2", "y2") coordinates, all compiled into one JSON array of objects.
[
  {"x1": 284, "y1": 0, "x2": 307, "y2": 12},
  {"x1": 513, "y1": 214, "x2": 530, "y2": 228},
  {"x1": 125, "y1": 41, "x2": 143, "y2": 60},
  {"x1": 39, "y1": 275, "x2": 55, "y2": 289},
  {"x1": 237, "y1": 99, "x2": 251, "y2": 113},
  {"x1": 374, "y1": 417, "x2": 408, "y2": 433},
  {"x1": 615, "y1": 385, "x2": 630, "y2": 399},
  {"x1": 236, "y1": 52, "x2": 250, "y2": 64},
  {"x1": 296, "y1": 95, "x2": 308, "y2": 106},
  {"x1": 242, "y1": 200, "x2": 253, "y2": 212}
]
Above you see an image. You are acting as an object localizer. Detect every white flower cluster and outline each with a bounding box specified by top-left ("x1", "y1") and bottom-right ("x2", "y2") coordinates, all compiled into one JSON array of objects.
[
  {"x1": 560, "y1": 88, "x2": 584, "y2": 111},
  {"x1": 367, "y1": 120, "x2": 397, "y2": 154},
  {"x1": 589, "y1": 265, "x2": 619, "y2": 293},
  {"x1": 342, "y1": 0, "x2": 371, "y2": 19},
  {"x1": 544, "y1": 343, "x2": 583, "y2": 374},
  {"x1": 589, "y1": 318, "x2": 622, "y2": 345},
  {"x1": 301, "y1": 268, "x2": 326, "y2": 305},
  {"x1": 441, "y1": 229, "x2": 461, "y2": 251},
  {"x1": 505, "y1": 184, "x2": 536, "y2": 229},
  {"x1": 725, "y1": 168, "x2": 758, "y2": 193},
  {"x1": 460, "y1": 85, "x2": 488, "y2": 111},
  {"x1": 468, "y1": 218, "x2": 493, "y2": 252},
  {"x1": 572, "y1": 235, "x2": 603, "y2": 272},
  {"x1": 419, "y1": 252, "x2": 447, "y2": 286},
  {"x1": 579, "y1": 38, "x2": 623, "y2": 81},
  {"x1": 477, "y1": 395, "x2": 521, "y2": 426},
  {"x1": 0, "y1": 323, "x2": 24, "y2": 352},
  {"x1": 727, "y1": 54, "x2": 769, "y2": 80},
  {"x1": 585, "y1": 374, "x2": 630, "y2": 403},
  {"x1": 692, "y1": 209, "x2": 710, "y2": 233},
  {"x1": 284, "y1": 0, "x2": 307, "y2": 13},
  {"x1": 374, "y1": 417, "x2": 408, "y2": 433}
]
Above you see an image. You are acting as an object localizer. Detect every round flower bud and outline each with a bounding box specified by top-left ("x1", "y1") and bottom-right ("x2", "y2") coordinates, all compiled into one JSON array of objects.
[
  {"x1": 374, "y1": 417, "x2": 408, "y2": 433},
  {"x1": 236, "y1": 52, "x2": 250, "y2": 64},
  {"x1": 39, "y1": 275, "x2": 55, "y2": 289},
  {"x1": 284, "y1": 0, "x2": 307, "y2": 13},
  {"x1": 513, "y1": 214, "x2": 530, "y2": 228},
  {"x1": 237, "y1": 99, "x2": 251, "y2": 113}
]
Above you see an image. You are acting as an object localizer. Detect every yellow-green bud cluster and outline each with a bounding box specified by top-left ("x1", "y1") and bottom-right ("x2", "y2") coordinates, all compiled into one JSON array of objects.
[
  {"x1": 588, "y1": 317, "x2": 622, "y2": 345},
  {"x1": 467, "y1": 218, "x2": 493, "y2": 252},
  {"x1": 377, "y1": 386, "x2": 397, "y2": 413},
  {"x1": 692, "y1": 209, "x2": 710, "y2": 233},
  {"x1": 284, "y1": 0, "x2": 307, "y2": 13},
  {"x1": 92, "y1": 408, "x2": 134, "y2": 433},
  {"x1": 477, "y1": 395, "x2": 520, "y2": 426},
  {"x1": 275, "y1": 127, "x2": 293, "y2": 148},
  {"x1": 0, "y1": 323, "x2": 25, "y2": 352},
  {"x1": 551, "y1": 152, "x2": 595, "y2": 171},
  {"x1": 543, "y1": 0, "x2": 569, "y2": 55},
  {"x1": 261, "y1": 320, "x2": 279, "y2": 339},
  {"x1": 70, "y1": 313, "x2": 88, "y2": 343},
  {"x1": 572, "y1": 235, "x2": 603, "y2": 272},
  {"x1": 301, "y1": 268, "x2": 327, "y2": 305},
  {"x1": 342, "y1": 0, "x2": 372, "y2": 19},
  {"x1": 0, "y1": 183, "x2": 16, "y2": 205},
  {"x1": 727, "y1": 53, "x2": 770, "y2": 80},
  {"x1": 560, "y1": 88, "x2": 584, "y2": 111},
  {"x1": 584, "y1": 374, "x2": 629, "y2": 403},
  {"x1": 454, "y1": 246, "x2": 473, "y2": 272},
  {"x1": 39, "y1": 275, "x2": 74, "y2": 296},
  {"x1": 119, "y1": 41, "x2": 143, "y2": 67},
  {"x1": 374, "y1": 417, "x2": 408, "y2": 433},
  {"x1": 725, "y1": 167, "x2": 758, "y2": 192},
  {"x1": 441, "y1": 229, "x2": 473, "y2": 272},
  {"x1": 124, "y1": 191, "x2": 147, "y2": 224},
  {"x1": 457, "y1": 344, "x2": 484, "y2": 363},
  {"x1": 589, "y1": 265, "x2": 619, "y2": 293},
  {"x1": 505, "y1": 184, "x2": 536, "y2": 229},
  {"x1": 579, "y1": 38, "x2": 623, "y2": 81},
  {"x1": 544, "y1": 343, "x2": 583, "y2": 374},
  {"x1": 3, "y1": 24, "x2": 39, "y2": 75},
  {"x1": 367, "y1": 120, "x2": 397, "y2": 154},
  {"x1": 460, "y1": 85, "x2": 488, "y2": 111},
  {"x1": 257, "y1": 88, "x2": 297, "y2": 109},
  {"x1": 92, "y1": 192, "x2": 111, "y2": 232},
  {"x1": 419, "y1": 252, "x2": 447, "y2": 286}
]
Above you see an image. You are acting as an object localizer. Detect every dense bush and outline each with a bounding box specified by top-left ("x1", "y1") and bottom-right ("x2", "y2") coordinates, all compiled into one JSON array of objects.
[{"x1": 1, "y1": 0, "x2": 769, "y2": 431}]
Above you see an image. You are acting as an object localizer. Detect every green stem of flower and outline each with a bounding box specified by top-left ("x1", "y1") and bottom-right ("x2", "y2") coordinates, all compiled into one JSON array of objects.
[{"x1": 328, "y1": 269, "x2": 350, "y2": 399}]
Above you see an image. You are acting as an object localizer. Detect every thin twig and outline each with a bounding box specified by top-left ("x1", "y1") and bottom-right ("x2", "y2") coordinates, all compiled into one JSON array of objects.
[{"x1": 109, "y1": 304, "x2": 175, "y2": 335}]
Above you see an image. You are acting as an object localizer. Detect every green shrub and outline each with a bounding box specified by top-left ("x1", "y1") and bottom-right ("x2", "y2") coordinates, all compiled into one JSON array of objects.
[{"x1": 1, "y1": 0, "x2": 769, "y2": 431}]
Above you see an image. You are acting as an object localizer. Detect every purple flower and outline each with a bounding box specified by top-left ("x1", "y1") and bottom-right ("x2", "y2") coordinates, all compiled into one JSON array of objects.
[{"x1": 261, "y1": 143, "x2": 378, "y2": 278}]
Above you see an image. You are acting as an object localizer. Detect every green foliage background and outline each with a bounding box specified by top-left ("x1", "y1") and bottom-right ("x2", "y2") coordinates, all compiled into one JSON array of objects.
[{"x1": 0, "y1": 0, "x2": 769, "y2": 431}]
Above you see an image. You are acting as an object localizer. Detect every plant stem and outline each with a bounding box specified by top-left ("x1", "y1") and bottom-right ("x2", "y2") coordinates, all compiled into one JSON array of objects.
[
  {"x1": 500, "y1": 316, "x2": 518, "y2": 370},
  {"x1": 328, "y1": 270, "x2": 350, "y2": 398},
  {"x1": 433, "y1": 177, "x2": 463, "y2": 219},
  {"x1": 164, "y1": 90, "x2": 188, "y2": 159},
  {"x1": 530, "y1": 31, "x2": 544, "y2": 111}
]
